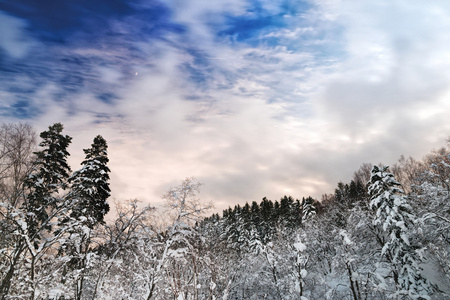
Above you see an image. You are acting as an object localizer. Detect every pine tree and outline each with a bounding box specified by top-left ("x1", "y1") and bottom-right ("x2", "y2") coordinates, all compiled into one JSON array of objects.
[
  {"x1": 302, "y1": 197, "x2": 316, "y2": 222},
  {"x1": 348, "y1": 180, "x2": 357, "y2": 199},
  {"x1": 290, "y1": 199, "x2": 303, "y2": 227},
  {"x1": 250, "y1": 201, "x2": 261, "y2": 226},
  {"x1": 279, "y1": 196, "x2": 292, "y2": 217},
  {"x1": 259, "y1": 197, "x2": 275, "y2": 242},
  {"x1": 24, "y1": 122, "x2": 72, "y2": 238},
  {"x1": 59, "y1": 135, "x2": 111, "y2": 299},
  {"x1": 223, "y1": 205, "x2": 243, "y2": 252},
  {"x1": 355, "y1": 180, "x2": 367, "y2": 201},
  {"x1": 368, "y1": 165, "x2": 432, "y2": 299},
  {"x1": 68, "y1": 135, "x2": 110, "y2": 228},
  {"x1": 22, "y1": 123, "x2": 72, "y2": 299}
]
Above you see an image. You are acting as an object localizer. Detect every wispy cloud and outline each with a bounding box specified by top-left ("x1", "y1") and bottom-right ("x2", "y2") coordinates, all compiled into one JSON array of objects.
[{"x1": 0, "y1": 12, "x2": 38, "y2": 59}]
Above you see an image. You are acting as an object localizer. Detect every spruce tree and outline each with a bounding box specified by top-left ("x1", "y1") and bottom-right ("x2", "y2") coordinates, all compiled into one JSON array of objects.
[
  {"x1": 250, "y1": 201, "x2": 261, "y2": 228},
  {"x1": 368, "y1": 165, "x2": 432, "y2": 299},
  {"x1": 69, "y1": 135, "x2": 110, "y2": 228},
  {"x1": 24, "y1": 123, "x2": 72, "y2": 238},
  {"x1": 58, "y1": 135, "x2": 111, "y2": 299},
  {"x1": 301, "y1": 196, "x2": 316, "y2": 222},
  {"x1": 259, "y1": 197, "x2": 275, "y2": 242},
  {"x1": 280, "y1": 195, "x2": 296, "y2": 229},
  {"x1": 348, "y1": 180, "x2": 358, "y2": 200},
  {"x1": 290, "y1": 199, "x2": 303, "y2": 227},
  {"x1": 22, "y1": 123, "x2": 72, "y2": 299}
]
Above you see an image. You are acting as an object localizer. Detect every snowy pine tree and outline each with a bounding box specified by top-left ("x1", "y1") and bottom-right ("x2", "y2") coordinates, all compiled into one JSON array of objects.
[
  {"x1": 368, "y1": 165, "x2": 432, "y2": 299},
  {"x1": 21, "y1": 123, "x2": 73, "y2": 299},
  {"x1": 24, "y1": 122, "x2": 72, "y2": 239},
  {"x1": 59, "y1": 135, "x2": 110, "y2": 299},
  {"x1": 68, "y1": 135, "x2": 110, "y2": 228},
  {"x1": 302, "y1": 197, "x2": 316, "y2": 222}
]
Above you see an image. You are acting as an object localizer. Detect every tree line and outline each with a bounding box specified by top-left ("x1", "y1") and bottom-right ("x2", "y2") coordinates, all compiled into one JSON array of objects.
[{"x1": 0, "y1": 122, "x2": 449, "y2": 299}]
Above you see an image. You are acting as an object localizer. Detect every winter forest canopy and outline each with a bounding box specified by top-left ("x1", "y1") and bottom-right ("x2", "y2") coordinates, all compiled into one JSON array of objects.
[{"x1": 0, "y1": 123, "x2": 449, "y2": 300}]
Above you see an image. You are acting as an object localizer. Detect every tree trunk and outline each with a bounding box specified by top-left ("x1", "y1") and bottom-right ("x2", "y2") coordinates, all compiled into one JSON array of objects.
[
  {"x1": 346, "y1": 262, "x2": 359, "y2": 300},
  {"x1": 75, "y1": 277, "x2": 84, "y2": 300},
  {"x1": 30, "y1": 255, "x2": 36, "y2": 300},
  {"x1": 146, "y1": 276, "x2": 156, "y2": 300},
  {"x1": 0, "y1": 243, "x2": 25, "y2": 299}
]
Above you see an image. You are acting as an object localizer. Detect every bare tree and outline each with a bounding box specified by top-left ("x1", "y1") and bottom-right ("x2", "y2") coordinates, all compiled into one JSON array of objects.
[
  {"x1": 0, "y1": 123, "x2": 36, "y2": 299},
  {"x1": 89, "y1": 199, "x2": 155, "y2": 300},
  {"x1": 153, "y1": 177, "x2": 212, "y2": 300},
  {"x1": 391, "y1": 155, "x2": 425, "y2": 194},
  {"x1": 423, "y1": 147, "x2": 450, "y2": 192},
  {"x1": 352, "y1": 162, "x2": 372, "y2": 186},
  {"x1": 0, "y1": 123, "x2": 36, "y2": 207}
]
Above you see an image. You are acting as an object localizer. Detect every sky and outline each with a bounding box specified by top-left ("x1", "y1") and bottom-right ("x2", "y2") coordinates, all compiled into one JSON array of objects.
[{"x1": 1, "y1": 0, "x2": 450, "y2": 213}]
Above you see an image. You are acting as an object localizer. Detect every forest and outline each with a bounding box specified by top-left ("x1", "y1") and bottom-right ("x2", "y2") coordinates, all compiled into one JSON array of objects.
[{"x1": 0, "y1": 123, "x2": 449, "y2": 300}]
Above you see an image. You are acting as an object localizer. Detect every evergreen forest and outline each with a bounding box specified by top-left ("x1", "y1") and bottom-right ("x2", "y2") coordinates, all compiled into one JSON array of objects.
[{"x1": 0, "y1": 123, "x2": 449, "y2": 300}]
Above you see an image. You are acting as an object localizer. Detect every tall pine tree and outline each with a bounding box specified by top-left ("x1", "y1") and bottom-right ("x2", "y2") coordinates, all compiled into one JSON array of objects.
[
  {"x1": 69, "y1": 135, "x2": 110, "y2": 228},
  {"x1": 56, "y1": 135, "x2": 111, "y2": 300},
  {"x1": 24, "y1": 123, "x2": 72, "y2": 238},
  {"x1": 22, "y1": 123, "x2": 72, "y2": 299}
]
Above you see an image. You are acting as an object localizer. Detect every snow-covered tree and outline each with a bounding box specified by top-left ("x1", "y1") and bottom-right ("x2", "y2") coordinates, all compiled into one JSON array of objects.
[
  {"x1": 17, "y1": 123, "x2": 73, "y2": 299},
  {"x1": 423, "y1": 146, "x2": 450, "y2": 192},
  {"x1": 89, "y1": 199, "x2": 155, "y2": 300},
  {"x1": 51, "y1": 135, "x2": 111, "y2": 299},
  {"x1": 368, "y1": 165, "x2": 432, "y2": 299},
  {"x1": 289, "y1": 235, "x2": 309, "y2": 299},
  {"x1": 68, "y1": 135, "x2": 111, "y2": 228},
  {"x1": 301, "y1": 196, "x2": 316, "y2": 222},
  {"x1": 0, "y1": 123, "x2": 37, "y2": 299},
  {"x1": 409, "y1": 143, "x2": 450, "y2": 296},
  {"x1": 24, "y1": 123, "x2": 72, "y2": 236},
  {"x1": 0, "y1": 123, "x2": 36, "y2": 209},
  {"x1": 156, "y1": 178, "x2": 212, "y2": 299}
]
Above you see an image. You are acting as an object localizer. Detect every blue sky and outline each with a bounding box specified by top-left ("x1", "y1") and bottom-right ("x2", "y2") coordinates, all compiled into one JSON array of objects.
[{"x1": 1, "y1": 0, "x2": 450, "y2": 211}]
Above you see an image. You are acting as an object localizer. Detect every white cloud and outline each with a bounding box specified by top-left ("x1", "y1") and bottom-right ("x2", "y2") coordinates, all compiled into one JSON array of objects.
[
  {"x1": 264, "y1": 27, "x2": 315, "y2": 39},
  {"x1": 0, "y1": 12, "x2": 36, "y2": 59},
  {"x1": 81, "y1": 0, "x2": 450, "y2": 211},
  {"x1": 302, "y1": 0, "x2": 450, "y2": 178}
]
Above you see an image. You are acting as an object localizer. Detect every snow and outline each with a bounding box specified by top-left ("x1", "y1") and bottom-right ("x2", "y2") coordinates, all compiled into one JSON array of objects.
[
  {"x1": 16, "y1": 219, "x2": 27, "y2": 232},
  {"x1": 400, "y1": 233, "x2": 410, "y2": 245},
  {"x1": 48, "y1": 289, "x2": 64, "y2": 299},
  {"x1": 339, "y1": 230, "x2": 353, "y2": 245},
  {"x1": 300, "y1": 269, "x2": 308, "y2": 278},
  {"x1": 293, "y1": 241, "x2": 306, "y2": 252}
]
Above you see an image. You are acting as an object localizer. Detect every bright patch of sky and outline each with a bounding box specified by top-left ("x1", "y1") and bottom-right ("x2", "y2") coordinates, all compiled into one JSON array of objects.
[{"x1": 1, "y1": 0, "x2": 450, "y2": 211}]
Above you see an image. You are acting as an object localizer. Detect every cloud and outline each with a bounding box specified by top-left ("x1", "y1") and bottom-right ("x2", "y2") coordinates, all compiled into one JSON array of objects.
[
  {"x1": 0, "y1": 12, "x2": 36, "y2": 59},
  {"x1": 304, "y1": 0, "x2": 450, "y2": 182},
  {"x1": 1, "y1": 0, "x2": 450, "y2": 213}
]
